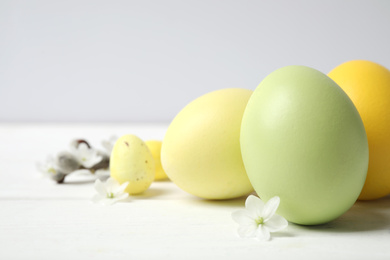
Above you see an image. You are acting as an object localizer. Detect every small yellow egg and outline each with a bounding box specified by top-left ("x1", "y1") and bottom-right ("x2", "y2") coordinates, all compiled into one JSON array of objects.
[
  {"x1": 110, "y1": 134, "x2": 155, "y2": 194},
  {"x1": 145, "y1": 140, "x2": 169, "y2": 181}
]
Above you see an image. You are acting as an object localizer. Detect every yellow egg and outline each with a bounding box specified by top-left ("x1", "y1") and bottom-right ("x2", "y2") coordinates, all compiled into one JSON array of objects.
[
  {"x1": 145, "y1": 140, "x2": 169, "y2": 181},
  {"x1": 161, "y1": 88, "x2": 254, "y2": 200},
  {"x1": 328, "y1": 60, "x2": 390, "y2": 200},
  {"x1": 110, "y1": 134, "x2": 155, "y2": 194}
]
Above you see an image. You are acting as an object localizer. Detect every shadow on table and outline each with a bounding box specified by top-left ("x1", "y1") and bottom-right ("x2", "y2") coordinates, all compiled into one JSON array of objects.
[
  {"x1": 183, "y1": 194, "x2": 250, "y2": 208},
  {"x1": 131, "y1": 186, "x2": 173, "y2": 199},
  {"x1": 296, "y1": 195, "x2": 390, "y2": 233},
  {"x1": 63, "y1": 179, "x2": 95, "y2": 185},
  {"x1": 128, "y1": 180, "x2": 182, "y2": 199}
]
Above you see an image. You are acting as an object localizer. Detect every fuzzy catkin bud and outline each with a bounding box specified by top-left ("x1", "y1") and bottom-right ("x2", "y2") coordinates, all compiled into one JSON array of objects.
[{"x1": 56, "y1": 152, "x2": 80, "y2": 174}]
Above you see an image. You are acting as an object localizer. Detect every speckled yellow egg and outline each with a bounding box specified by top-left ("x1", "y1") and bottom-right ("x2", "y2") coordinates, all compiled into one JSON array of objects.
[{"x1": 110, "y1": 134, "x2": 155, "y2": 194}]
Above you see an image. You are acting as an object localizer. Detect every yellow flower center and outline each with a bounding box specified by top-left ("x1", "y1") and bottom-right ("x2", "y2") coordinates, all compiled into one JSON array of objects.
[{"x1": 255, "y1": 217, "x2": 264, "y2": 225}]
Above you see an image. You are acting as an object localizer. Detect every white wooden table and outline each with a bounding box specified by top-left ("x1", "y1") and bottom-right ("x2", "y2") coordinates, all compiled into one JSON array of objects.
[{"x1": 1, "y1": 123, "x2": 390, "y2": 259}]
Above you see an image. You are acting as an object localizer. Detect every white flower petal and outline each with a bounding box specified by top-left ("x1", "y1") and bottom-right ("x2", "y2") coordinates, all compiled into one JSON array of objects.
[
  {"x1": 245, "y1": 195, "x2": 264, "y2": 216},
  {"x1": 232, "y1": 210, "x2": 255, "y2": 225},
  {"x1": 101, "y1": 198, "x2": 117, "y2": 206},
  {"x1": 115, "y1": 181, "x2": 129, "y2": 194},
  {"x1": 108, "y1": 193, "x2": 129, "y2": 205},
  {"x1": 232, "y1": 194, "x2": 288, "y2": 241},
  {"x1": 78, "y1": 142, "x2": 89, "y2": 152},
  {"x1": 70, "y1": 143, "x2": 103, "y2": 168},
  {"x1": 80, "y1": 154, "x2": 102, "y2": 168},
  {"x1": 93, "y1": 177, "x2": 129, "y2": 206},
  {"x1": 262, "y1": 196, "x2": 280, "y2": 221},
  {"x1": 237, "y1": 224, "x2": 258, "y2": 238},
  {"x1": 102, "y1": 136, "x2": 117, "y2": 155},
  {"x1": 106, "y1": 177, "x2": 120, "y2": 191},
  {"x1": 71, "y1": 143, "x2": 88, "y2": 158},
  {"x1": 94, "y1": 179, "x2": 107, "y2": 196},
  {"x1": 37, "y1": 155, "x2": 59, "y2": 176},
  {"x1": 256, "y1": 225, "x2": 271, "y2": 241},
  {"x1": 264, "y1": 214, "x2": 288, "y2": 232}
]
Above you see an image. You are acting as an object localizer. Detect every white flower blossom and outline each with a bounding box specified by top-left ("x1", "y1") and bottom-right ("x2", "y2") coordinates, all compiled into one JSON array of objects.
[
  {"x1": 101, "y1": 135, "x2": 118, "y2": 156},
  {"x1": 71, "y1": 142, "x2": 103, "y2": 168},
  {"x1": 92, "y1": 178, "x2": 129, "y2": 205},
  {"x1": 37, "y1": 155, "x2": 60, "y2": 177},
  {"x1": 232, "y1": 195, "x2": 288, "y2": 241},
  {"x1": 36, "y1": 154, "x2": 78, "y2": 182}
]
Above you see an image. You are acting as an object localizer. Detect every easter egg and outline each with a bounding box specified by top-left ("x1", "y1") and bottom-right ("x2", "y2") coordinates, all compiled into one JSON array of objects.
[
  {"x1": 329, "y1": 60, "x2": 390, "y2": 200},
  {"x1": 110, "y1": 134, "x2": 155, "y2": 194},
  {"x1": 240, "y1": 65, "x2": 368, "y2": 225},
  {"x1": 145, "y1": 140, "x2": 169, "y2": 181},
  {"x1": 161, "y1": 88, "x2": 254, "y2": 200}
]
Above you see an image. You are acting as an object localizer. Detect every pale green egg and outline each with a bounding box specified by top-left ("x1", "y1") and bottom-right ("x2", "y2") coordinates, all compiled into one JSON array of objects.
[{"x1": 240, "y1": 65, "x2": 369, "y2": 225}]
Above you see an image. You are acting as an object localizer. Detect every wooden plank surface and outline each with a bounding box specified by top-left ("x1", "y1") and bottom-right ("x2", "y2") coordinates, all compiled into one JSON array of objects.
[{"x1": 1, "y1": 124, "x2": 390, "y2": 259}]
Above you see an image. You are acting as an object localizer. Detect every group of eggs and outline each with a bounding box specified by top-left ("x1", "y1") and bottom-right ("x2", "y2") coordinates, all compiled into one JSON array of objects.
[{"x1": 110, "y1": 60, "x2": 390, "y2": 225}]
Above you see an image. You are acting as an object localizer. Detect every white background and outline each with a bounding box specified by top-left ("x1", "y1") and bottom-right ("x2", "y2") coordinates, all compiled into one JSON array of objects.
[{"x1": 1, "y1": 0, "x2": 390, "y2": 123}]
